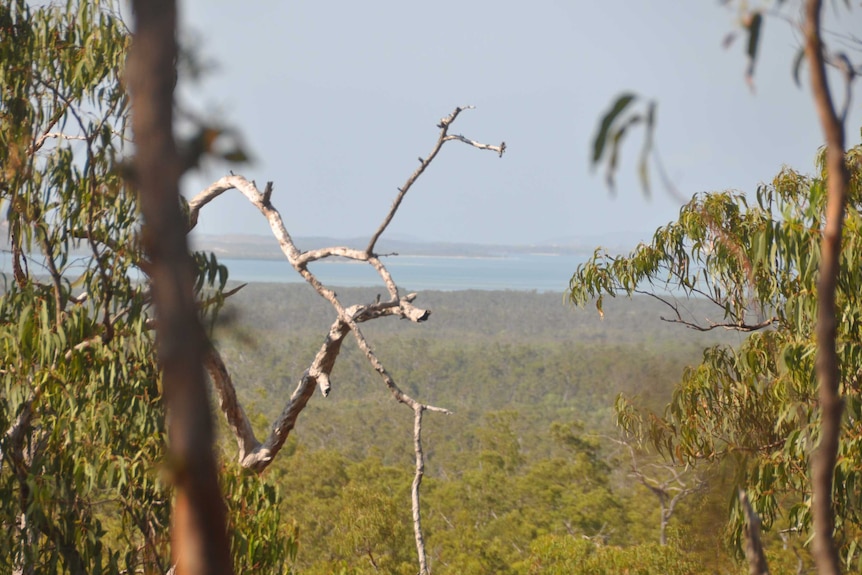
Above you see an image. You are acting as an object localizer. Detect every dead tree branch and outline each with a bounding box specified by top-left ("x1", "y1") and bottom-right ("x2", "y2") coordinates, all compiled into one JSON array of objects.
[
  {"x1": 805, "y1": 2, "x2": 850, "y2": 575},
  {"x1": 204, "y1": 299, "x2": 431, "y2": 471},
  {"x1": 740, "y1": 490, "x2": 770, "y2": 575},
  {"x1": 610, "y1": 435, "x2": 705, "y2": 546},
  {"x1": 638, "y1": 287, "x2": 778, "y2": 332},
  {"x1": 188, "y1": 108, "x2": 498, "y2": 471},
  {"x1": 412, "y1": 405, "x2": 430, "y2": 575},
  {"x1": 365, "y1": 105, "x2": 505, "y2": 255},
  {"x1": 192, "y1": 173, "x2": 451, "y2": 472},
  {"x1": 189, "y1": 108, "x2": 502, "y2": 573}
]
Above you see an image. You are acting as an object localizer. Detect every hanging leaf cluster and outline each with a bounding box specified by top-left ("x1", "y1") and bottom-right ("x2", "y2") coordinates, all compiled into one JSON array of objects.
[{"x1": 591, "y1": 93, "x2": 657, "y2": 196}]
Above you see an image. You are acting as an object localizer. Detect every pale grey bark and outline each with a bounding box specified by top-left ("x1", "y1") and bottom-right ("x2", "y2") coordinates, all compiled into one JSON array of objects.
[
  {"x1": 189, "y1": 107, "x2": 504, "y2": 573},
  {"x1": 5, "y1": 398, "x2": 35, "y2": 575},
  {"x1": 412, "y1": 406, "x2": 430, "y2": 575},
  {"x1": 740, "y1": 490, "x2": 770, "y2": 575},
  {"x1": 614, "y1": 437, "x2": 705, "y2": 546}
]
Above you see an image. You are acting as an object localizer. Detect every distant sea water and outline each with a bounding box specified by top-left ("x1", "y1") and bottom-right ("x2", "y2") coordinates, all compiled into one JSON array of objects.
[
  {"x1": 220, "y1": 254, "x2": 587, "y2": 292},
  {"x1": 0, "y1": 251, "x2": 588, "y2": 293}
]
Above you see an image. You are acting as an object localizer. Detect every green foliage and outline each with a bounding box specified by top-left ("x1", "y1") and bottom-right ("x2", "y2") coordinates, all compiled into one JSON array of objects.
[
  {"x1": 570, "y1": 143, "x2": 862, "y2": 568},
  {"x1": 222, "y1": 466, "x2": 297, "y2": 574},
  {"x1": 209, "y1": 284, "x2": 742, "y2": 572},
  {"x1": 591, "y1": 93, "x2": 656, "y2": 195},
  {"x1": 268, "y1": 449, "x2": 415, "y2": 575},
  {"x1": 7, "y1": 3, "x2": 834, "y2": 572},
  {"x1": 527, "y1": 536, "x2": 709, "y2": 575},
  {"x1": 259, "y1": 411, "x2": 638, "y2": 575},
  {"x1": 0, "y1": 2, "x2": 292, "y2": 573}
]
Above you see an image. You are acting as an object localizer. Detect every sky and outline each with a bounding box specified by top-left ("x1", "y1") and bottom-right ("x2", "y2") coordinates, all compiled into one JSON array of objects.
[{"x1": 178, "y1": 0, "x2": 862, "y2": 247}]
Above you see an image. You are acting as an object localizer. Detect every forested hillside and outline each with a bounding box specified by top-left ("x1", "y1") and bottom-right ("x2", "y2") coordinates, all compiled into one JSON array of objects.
[
  {"x1": 211, "y1": 284, "x2": 760, "y2": 574},
  {"x1": 4, "y1": 1, "x2": 855, "y2": 573},
  {"x1": 214, "y1": 285, "x2": 730, "y2": 456}
]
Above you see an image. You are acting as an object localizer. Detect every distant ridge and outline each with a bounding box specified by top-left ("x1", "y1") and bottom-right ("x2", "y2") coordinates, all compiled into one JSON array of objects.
[
  {"x1": 1, "y1": 222, "x2": 648, "y2": 260},
  {"x1": 190, "y1": 232, "x2": 647, "y2": 260}
]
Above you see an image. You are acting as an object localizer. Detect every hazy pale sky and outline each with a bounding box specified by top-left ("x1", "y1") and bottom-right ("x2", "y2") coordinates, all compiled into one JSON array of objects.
[{"x1": 178, "y1": 0, "x2": 861, "y2": 246}]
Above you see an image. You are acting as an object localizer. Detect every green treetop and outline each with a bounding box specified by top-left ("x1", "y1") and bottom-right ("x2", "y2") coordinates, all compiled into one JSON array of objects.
[{"x1": 570, "y1": 142, "x2": 862, "y2": 569}]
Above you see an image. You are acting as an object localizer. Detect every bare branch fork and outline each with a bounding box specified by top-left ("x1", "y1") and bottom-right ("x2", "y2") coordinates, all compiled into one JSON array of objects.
[
  {"x1": 637, "y1": 290, "x2": 778, "y2": 333},
  {"x1": 188, "y1": 106, "x2": 504, "y2": 573},
  {"x1": 609, "y1": 436, "x2": 705, "y2": 546},
  {"x1": 740, "y1": 490, "x2": 770, "y2": 575},
  {"x1": 366, "y1": 105, "x2": 505, "y2": 255}
]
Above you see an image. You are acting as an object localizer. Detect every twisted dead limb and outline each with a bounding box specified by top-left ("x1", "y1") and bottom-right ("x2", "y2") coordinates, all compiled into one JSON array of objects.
[
  {"x1": 204, "y1": 297, "x2": 432, "y2": 471},
  {"x1": 189, "y1": 107, "x2": 504, "y2": 572},
  {"x1": 740, "y1": 490, "x2": 770, "y2": 575}
]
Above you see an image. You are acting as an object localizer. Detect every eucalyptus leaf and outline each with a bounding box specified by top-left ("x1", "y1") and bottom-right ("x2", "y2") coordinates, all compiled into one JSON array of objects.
[{"x1": 592, "y1": 92, "x2": 637, "y2": 165}]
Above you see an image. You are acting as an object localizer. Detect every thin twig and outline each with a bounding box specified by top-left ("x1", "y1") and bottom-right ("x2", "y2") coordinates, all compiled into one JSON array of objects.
[
  {"x1": 37, "y1": 234, "x2": 64, "y2": 330},
  {"x1": 631, "y1": 289, "x2": 776, "y2": 332},
  {"x1": 365, "y1": 106, "x2": 504, "y2": 255},
  {"x1": 608, "y1": 435, "x2": 704, "y2": 546},
  {"x1": 188, "y1": 109, "x2": 499, "y2": 575}
]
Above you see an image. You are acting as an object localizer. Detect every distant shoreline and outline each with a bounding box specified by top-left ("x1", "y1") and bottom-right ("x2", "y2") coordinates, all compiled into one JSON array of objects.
[
  {"x1": 189, "y1": 233, "x2": 625, "y2": 261},
  {"x1": 203, "y1": 248, "x2": 590, "y2": 261},
  {"x1": 214, "y1": 253, "x2": 586, "y2": 292}
]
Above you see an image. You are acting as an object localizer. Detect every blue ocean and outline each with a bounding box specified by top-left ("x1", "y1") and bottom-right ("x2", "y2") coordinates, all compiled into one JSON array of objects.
[
  {"x1": 219, "y1": 254, "x2": 586, "y2": 292},
  {"x1": 1, "y1": 251, "x2": 587, "y2": 293}
]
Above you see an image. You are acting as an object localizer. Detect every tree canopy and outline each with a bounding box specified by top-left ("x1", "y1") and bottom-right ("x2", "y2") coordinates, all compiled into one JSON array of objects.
[
  {"x1": 0, "y1": 2, "x2": 293, "y2": 572},
  {"x1": 6, "y1": 0, "x2": 860, "y2": 573},
  {"x1": 570, "y1": 143, "x2": 862, "y2": 569},
  {"x1": 0, "y1": 1, "x2": 503, "y2": 573},
  {"x1": 581, "y1": 2, "x2": 858, "y2": 572}
]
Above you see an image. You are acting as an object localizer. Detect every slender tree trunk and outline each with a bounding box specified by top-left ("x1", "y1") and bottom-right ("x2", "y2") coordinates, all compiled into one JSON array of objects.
[
  {"x1": 804, "y1": 2, "x2": 849, "y2": 575},
  {"x1": 7, "y1": 400, "x2": 35, "y2": 575},
  {"x1": 412, "y1": 406, "x2": 430, "y2": 575},
  {"x1": 740, "y1": 491, "x2": 770, "y2": 575},
  {"x1": 127, "y1": 2, "x2": 233, "y2": 574},
  {"x1": 659, "y1": 511, "x2": 668, "y2": 547}
]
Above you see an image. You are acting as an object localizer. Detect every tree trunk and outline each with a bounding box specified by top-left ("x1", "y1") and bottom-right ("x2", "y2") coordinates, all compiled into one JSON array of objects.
[
  {"x1": 127, "y1": 1, "x2": 233, "y2": 574},
  {"x1": 804, "y1": 2, "x2": 849, "y2": 574}
]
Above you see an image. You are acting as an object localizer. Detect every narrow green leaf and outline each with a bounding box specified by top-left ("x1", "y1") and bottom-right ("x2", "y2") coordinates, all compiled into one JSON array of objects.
[
  {"x1": 222, "y1": 149, "x2": 250, "y2": 163},
  {"x1": 605, "y1": 114, "x2": 642, "y2": 191},
  {"x1": 745, "y1": 12, "x2": 763, "y2": 82},
  {"x1": 638, "y1": 101, "x2": 657, "y2": 198},
  {"x1": 592, "y1": 92, "x2": 637, "y2": 164},
  {"x1": 792, "y1": 46, "x2": 806, "y2": 88}
]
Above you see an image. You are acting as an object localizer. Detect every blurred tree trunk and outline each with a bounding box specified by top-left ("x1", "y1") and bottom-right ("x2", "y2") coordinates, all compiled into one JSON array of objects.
[
  {"x1": 805, "y1": 1, "x2": 849, "y2": 574},
  {"x1": 127, "y1": 1, "x2": 233, "y2": 574}
]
